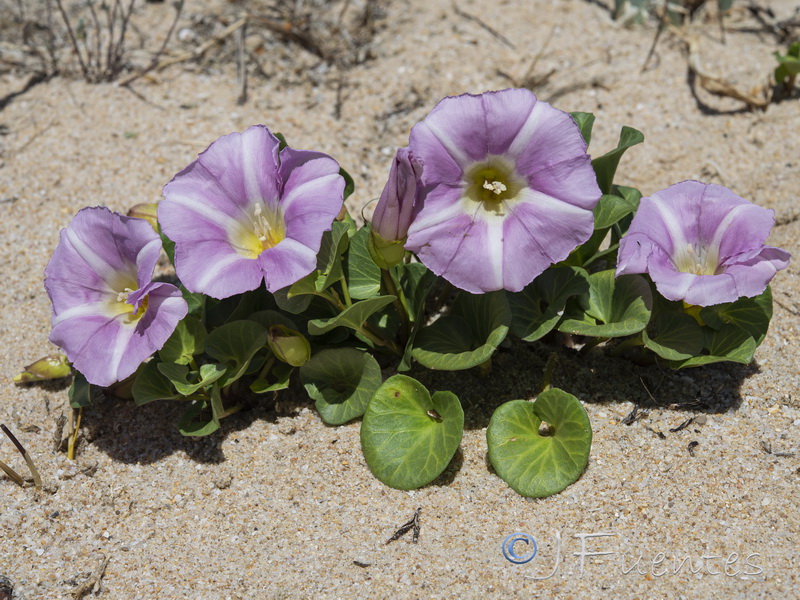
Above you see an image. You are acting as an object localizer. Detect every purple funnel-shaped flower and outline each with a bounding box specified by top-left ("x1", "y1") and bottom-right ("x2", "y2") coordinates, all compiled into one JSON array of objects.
[
  {"x1": 405, "y1": 89, "x2": 601, "y2": 293},
  {"x1": 44, "y1": 207, "x2": 188, "y2": 387},
  {"x1": 616, "y1": 181, "x2": 791, "y2": 305},
  {"x1": 159, "y1": 125, "x2": 345, "y2": 299}
]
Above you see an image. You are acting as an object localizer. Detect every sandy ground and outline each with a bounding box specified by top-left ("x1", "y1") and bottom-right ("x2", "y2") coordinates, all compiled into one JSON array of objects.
[{"x1": 1, "y1": 0, "x2": 799, "y2": 598}]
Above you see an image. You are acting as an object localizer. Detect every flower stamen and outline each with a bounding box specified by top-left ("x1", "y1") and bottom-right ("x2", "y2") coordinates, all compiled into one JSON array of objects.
[
  {"x1": 253, "y1": 204, "x2": 272, "y2": 243},
  {"x1": 116, "y1": 287, "x2": 135, "y2": 303},
  {"x1": 483, "y1": 180, "x2": 507, "y2": 195}
]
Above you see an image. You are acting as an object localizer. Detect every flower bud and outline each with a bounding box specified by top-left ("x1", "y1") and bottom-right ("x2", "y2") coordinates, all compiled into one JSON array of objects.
[
  {"x1": 13, "y1": 354, "x2": 71, "y2": 384},
  {"x1": 267, "y1": 325, "x2": 311, "y2": 367},
  {"x1": 374, "y1": 147, "x2": 422, "y2": 231},
  {"x1": 370, "y1": 148, "x2": 423, "y2": 268}
]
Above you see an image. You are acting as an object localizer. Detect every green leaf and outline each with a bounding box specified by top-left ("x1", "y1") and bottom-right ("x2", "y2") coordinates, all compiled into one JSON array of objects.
[
  {"x1": 300, "y1": 348, "x2": 382, "y2": 425},
  {"x1": 570, "y1": 112, "x2": 595, "y2": 146},
  {"x1": 344, "y1": 226, "x2": 382, "y2": 299},
  {"x1": 670, "y1": 288, "x2": 773, "y2": 368},
  {"x1": 591, "y1": 126, "x2": 644, "y2": 194},
  {"x1": 642, "y1": 301, "x2": 705, "y2": 361},
  {"x1": 508, "y1": 267, "x2": 589, "y2": 342},
  {"x1": 360, "y1": 375, "x2": 464, "y2": 490},
  {"x1": 247, "y1": 310, "x2": 299, "y2": 331},
  {"x1": 672, "y1": 327, "x2": 757, "y2": 368},
  {"x1": 68, "y1": 371, "x2": 93, "y2": 408},
  {"x1": 700, "y1": 287, "x2": 772, "y2": 344},
  {"x1": 250, "y1": 362, "x2": 294, "y2": 393},
  {"x1": 413, "y1": 291, "x2": 510, "y2": 370},
  {"x1": 315, "y1": 221, "x2": 350, "y2": 293},
  {"x1": 159, "y1": 316, "x2": 207, "y2": 365},
  {"x1": 487, "y1": 389, "x2": 592, "y2": 498},
  {"x1": 592, "y1": 193, "x2": 639, "y2": 230},
  {"x1": 204, "y1": 320, "x2": 268, "y2": 386},
  {"x1": 132, "y1": 360, "x2": 182, "y2": 405},
  {"x1": 340, "y1": 167, "x2": 355, "y2": 201},
  {"x1": 559, "y1": 271, "x2": 652, "y2": 337},
  {"x1": 14, "y1": 353, "x2": 71, "y2": 384},
  {"x1": 181, "y1": 285, "x2": 205, "y2": 317},
  {"x1": 158, "y1": 225, "x2": 176, "y2": 266},
  {"x1": 307, "y1": 295, "x2": 396, "y2": 335},
  {"x1": 397, "y1": 262, "x2": 436, "y2": 372},
  {"x1": 273, "y1": 283, "x2": 314, "y2": 314},
  {"x1": 157, "y1": 362, "x2": 227, "y2": 395},
  {"x1": 177, "y1": 397, "x2": 220, "y2": 436},
  {"x1": 273, "y1": 131, "x2": 288, "y2": 151}
]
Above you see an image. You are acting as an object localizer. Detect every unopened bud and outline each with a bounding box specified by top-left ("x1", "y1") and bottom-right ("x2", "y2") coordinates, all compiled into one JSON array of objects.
[{"x1": 267, "y1": 325, "x2": 311, "y2": 367}]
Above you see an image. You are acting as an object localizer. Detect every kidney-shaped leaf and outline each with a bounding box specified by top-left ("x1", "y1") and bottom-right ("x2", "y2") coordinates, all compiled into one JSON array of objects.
[
  {"x1": 487, "y1": 389, "x2": 592, "y2": 498},
  {"x1": 300, "y1": 348, "x2": 382, "y2": 425},
  {"x1": 413, "y1": 291, "x2": 510, "y2": 370},
  {"x1": 508, "y1": 267, "x2": 589, "y2": 342},
  {"x1": 559, "y1": 271, "x2": 652, "y2": 337},
  {"x1": 361, "y1": 375, "x2": 463, "y2": 490}
]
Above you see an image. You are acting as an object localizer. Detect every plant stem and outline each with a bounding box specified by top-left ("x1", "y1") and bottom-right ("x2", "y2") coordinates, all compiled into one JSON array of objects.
[
  {"x1": 67, "y1": 408, "x2": 82, "y2": 462},
  {"x1": 537, "y1": 353, "x2": 558, "y2": 396},
  {"x1": 381, "y1": 268, "x2": 410, "y2": 343},
  {"x1": 339, "y1": 275, "x2": 353, "y2": 307},
  {"x1": 579, "y1": 336, "x2": 609, "y2": 355},
  {"x1": 610, "y1": 334, "x2": 645, "y2": 357}
]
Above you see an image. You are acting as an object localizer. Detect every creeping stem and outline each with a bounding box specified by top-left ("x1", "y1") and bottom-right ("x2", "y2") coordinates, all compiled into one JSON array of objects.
[{"x1": 381, "y1": 268, "x2": 410, "y2": 343}]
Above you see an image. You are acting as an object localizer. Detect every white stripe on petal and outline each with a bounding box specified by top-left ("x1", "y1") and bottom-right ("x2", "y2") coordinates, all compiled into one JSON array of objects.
[
  {"x1": 706, "y1": 203, "x2": 750, "y2": 260},
  {"x1": 108, "y1": 321, "x2": 137, "y2": 382},
  {"x1": 241, "y1": 129, "x2": 264, "y2": 203},
  {"x1": 514, "y1": 187, "x2": 589, "y2": 219},
  {"x1": 507, "y1": 102, "x2": 544, "y2": 157},
  {"x1": 484, "y1": 217, "x2": 505, "y2": 291},
  {"x1": 65, "y1": 228, "x2": 124, "y2": 292},
  {"x1": 651, "y1": 197, "x2": 691, "y2": 266},
  {"x1": 406, "y1": 193, "x2": 468, "y2": 237},
  {"x1": 193, "y1": 251, "x2": 249, "y2": 292},
  {"x1": 280, "y1": 173, "x2": 341, "y2": 214},
  {"x1": 51, "y1": 300, "x2": 125, "y2": 327},
  {"x1": 421, "y1": 120, "x2": 470, "y2": 167},
  {"x1": 165, "y1": 192, "x2": 240, "y2": 230}
]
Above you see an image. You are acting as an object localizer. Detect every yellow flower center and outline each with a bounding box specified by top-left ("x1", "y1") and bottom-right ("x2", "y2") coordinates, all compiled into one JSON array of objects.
[
  {"x1": 112, "y1": 286, "x2": 149, "y2": 323},
  {"x1": 464, "y1": 156, "x2": 525, "y2": 215},
  {"x1": 673, "y1": 242, "x2": 720, "y2": 276},
  {"x1": 228, "y1": 203, "x2": 287, "y2": 259}
]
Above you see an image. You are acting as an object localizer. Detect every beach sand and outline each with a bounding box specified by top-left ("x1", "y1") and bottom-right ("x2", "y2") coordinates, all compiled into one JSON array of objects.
[{"x1": 1, "y1": 0, "x2": 798, "y2": 597}]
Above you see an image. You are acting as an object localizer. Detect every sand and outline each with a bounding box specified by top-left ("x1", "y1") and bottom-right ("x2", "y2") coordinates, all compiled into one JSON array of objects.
[{"x1": 1, "y1": 0, "x2": 799, "y2": 597}]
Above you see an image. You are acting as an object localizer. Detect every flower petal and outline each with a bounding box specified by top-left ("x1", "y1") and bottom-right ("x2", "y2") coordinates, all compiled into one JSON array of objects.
[
  {"x1": 173, "y1": 239, "x2": 266, "y2": 299},
  {"x1": 259, "y1": 238, "x2": 319, "y2": 292}
]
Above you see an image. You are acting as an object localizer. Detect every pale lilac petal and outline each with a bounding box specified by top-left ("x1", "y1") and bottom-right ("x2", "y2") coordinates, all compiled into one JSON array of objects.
[
  {"x1": 160, "y1": 125, "x2": 344, "y2": 298},
  {"x1": 527, "y1": 154, "x2": 600, "y2": 210},
  {"x1": 723, "y1": 247, "x2": 791, "y2": 299},
  {"x1": 173, "y1": 239, "x2": 265, "y2": 299},
  {"x1": 407, "y1": 212, "x2": 481, "y2": 291},
  {"x1": 616, "y1": 234, "x2": 655, "y2": 276},
  {"x1": 45, "y1": 207, "x2": 187, "y2": 386},
  {"x1": 159, "y1": 167, "x2": 241, "y2": 241},
  {"x1": 279, "y1": 146, "x2": 345, "y2": 249},
  {"x1": 50, "y1": 314, "x2": 131, "y2": 387},
  {"x1": 407, "y1": 88, "x2": 601, "y2": 292},
  {"x1": 406, "y1": 185, "x2": 466, "y2": 240},
  {"x1": 512, "y1": 101, "x2": 592, "y2": 180},
  {"x1": 195, "y1": 125, "x2": 281, "y2": 211},
  {"x1": 502, "y1": 194, "x2": 594, "y2": 291},
  {"x1": 260, "y1": 238, "x2": 319, "y2": 292},
  {"x1": 616, "y1": 180, "x2": 791, "y2": 305},
  {"x1": 133, "y1": 283, "x2": 189, "y2": 356}
]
